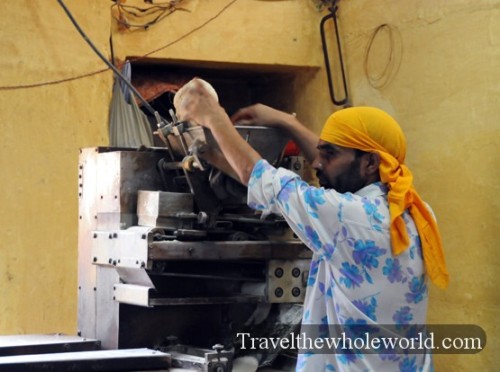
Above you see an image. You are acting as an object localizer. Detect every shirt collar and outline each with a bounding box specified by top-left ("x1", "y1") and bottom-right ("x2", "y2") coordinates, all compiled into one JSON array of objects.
[{"x1": 354, "y1": 182, "x2": 387, "y2": 198}]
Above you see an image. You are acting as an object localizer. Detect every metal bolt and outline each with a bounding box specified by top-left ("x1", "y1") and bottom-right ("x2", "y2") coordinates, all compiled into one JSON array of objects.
[
  {"x1": 275, "y1": 287, "x2": 284, "y2": 297},
  {"x1": 197, "y1": 212, "x2": 208, "y2": 225},
  {"x1": 292, "y1": 287, "x2": 301, "y2": 297},
  {"x1": 292, "y1": 267, "x2": 301, "y2": 277},
  {"x1": 274, "y1": 267, "x2": 284, "y2": 278},
  {"x1": 212, "y1": 344, "x2": 224, "y2": 353}
]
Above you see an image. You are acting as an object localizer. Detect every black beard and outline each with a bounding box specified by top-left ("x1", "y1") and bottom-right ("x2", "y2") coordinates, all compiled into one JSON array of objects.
[{"x1": 316, "y1": 157, "x2": 367, "y2": 194}]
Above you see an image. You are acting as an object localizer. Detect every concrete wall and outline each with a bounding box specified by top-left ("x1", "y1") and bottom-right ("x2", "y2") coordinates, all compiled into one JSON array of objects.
[{"x1": 0, "y1": 0, "x2": 497, "y2": 370}]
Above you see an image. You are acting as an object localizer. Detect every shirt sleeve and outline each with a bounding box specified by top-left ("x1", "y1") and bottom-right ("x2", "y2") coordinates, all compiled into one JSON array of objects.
[{"x1": 247, "y1": 159, "x2": 345, "y2": 258}]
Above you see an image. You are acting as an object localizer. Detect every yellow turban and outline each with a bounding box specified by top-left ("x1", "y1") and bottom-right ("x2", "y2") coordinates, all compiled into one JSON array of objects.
[{"x1": 320, "y1": 107, "x2": 449, "y2": 289}]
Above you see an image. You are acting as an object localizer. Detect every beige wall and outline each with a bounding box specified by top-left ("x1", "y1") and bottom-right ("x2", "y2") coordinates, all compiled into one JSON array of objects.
[
  {"x1": 0, "y1": 0, "x2": 497, "y2": 371},
  {"x1": 0, "y1": 0, "x2": 111, "y2": 333},
  {"x1": 337, "y1": 1, "x2": 499, "y2": 370}
]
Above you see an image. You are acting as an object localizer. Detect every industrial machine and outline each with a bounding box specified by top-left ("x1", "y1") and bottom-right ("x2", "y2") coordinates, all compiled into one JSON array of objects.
[
  {"x1": 0, "y1": 120, "x2": 311, "y2": 371},
  {"x1": 77, "y1": 119, "x2": 311, "y2": 371}
]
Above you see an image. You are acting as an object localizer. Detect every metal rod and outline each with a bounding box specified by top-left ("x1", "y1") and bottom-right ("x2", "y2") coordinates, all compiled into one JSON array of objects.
[{"x1": 320, "y1": 2, "x2": 349, "y2": 106}]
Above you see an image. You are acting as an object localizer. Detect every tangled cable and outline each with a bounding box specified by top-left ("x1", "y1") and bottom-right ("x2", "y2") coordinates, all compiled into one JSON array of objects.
[
  {"x1": 111, "y1": 0, "x2": 189, "y2": 31},
  {"x1": 363, "y1": 23, "x2": 403, "y2": 89}
]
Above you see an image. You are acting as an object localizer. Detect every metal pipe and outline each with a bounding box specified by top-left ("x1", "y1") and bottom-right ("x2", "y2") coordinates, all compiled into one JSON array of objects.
[{"x1": 320, "y1": 2, "x2": 349, "y2": 106}]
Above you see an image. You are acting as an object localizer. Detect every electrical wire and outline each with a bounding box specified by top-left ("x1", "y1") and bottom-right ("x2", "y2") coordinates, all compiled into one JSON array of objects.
[
  {"x1": 0, "y1": 0, "x2": 240, "y2": 91},
  {"x1": 111, "y1": 0, "x2": 188, "y2": 30},
  {"x1": 363, "y1": 23, "x2": 403, "y2": 89},
  {"x1": 56, "y1": 0, "x2": 158, "y2": 117}
]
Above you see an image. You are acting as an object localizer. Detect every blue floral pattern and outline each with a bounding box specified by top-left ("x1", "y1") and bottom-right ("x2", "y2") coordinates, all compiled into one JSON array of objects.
[
  {"x1": 393, "y1": 306, "x2": 413, "y2": 326},
  {"x1": 352, "y1": 295, "x2": 378, "y2": 321},
  {"x1": 405, "y1": 276, "x2": 427, "y2": 304},
  {"x1": 339, "y1": 262, "x2": 364, "y2": 289},
  {"x1": 247, "y1": 160, "x2": 431, "y2": 372},
  {"x1": 362, "y1": 197, "x2": 385, "y2": 231},
  {"x1": 383, "y1": 258, "x2": 405, "y2": 283}
]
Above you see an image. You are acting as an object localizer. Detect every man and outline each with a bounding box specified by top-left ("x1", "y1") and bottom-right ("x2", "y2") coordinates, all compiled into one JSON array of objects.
[{"x1": 175, "y1": 79, "x2": 449, "y2": 371}]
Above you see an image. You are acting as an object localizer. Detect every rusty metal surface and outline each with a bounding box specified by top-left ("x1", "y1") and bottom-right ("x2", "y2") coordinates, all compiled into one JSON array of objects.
[
  {"x1": 148, "y1": 241, "x2": 312, "y2": 261},
  {"x1": 149, "y1": 295, "x2": 264, "y2": 306}
]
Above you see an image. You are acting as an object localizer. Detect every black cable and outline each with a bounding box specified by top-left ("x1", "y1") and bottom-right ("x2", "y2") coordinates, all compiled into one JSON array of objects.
[
  {"x1": 1, "y1": 0, "x2": 239, "y2": 91},
  {"x1": 56, "y1": 0, "x2": 159, "y2": 119}
]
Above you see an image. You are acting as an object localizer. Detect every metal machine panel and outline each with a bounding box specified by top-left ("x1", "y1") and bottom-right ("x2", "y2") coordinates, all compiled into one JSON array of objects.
[
  {"x1": 0, "y1": 348, "x2": 171, "y2": 371},
  {"x1": 267, "y1": 260, "x2": 310, "y2": 303},
  {"x1": 113, "y1": 284, "x2": 152, "y2": 307},
  {"x1": 78, "y1": 148, "x2": 167, "y2": 349},
  {"x1": 78, "y1": 146, "x2": 311, "y2": 368},
  {"x1": 77, "y1": 148, "x2": 99, "y2": 341},
  {"x1": 0, "y1": 334, "x2": 100, "y2": 357},
  {"x1": 91, "y1": 226, "x2": 151, "y2": 268}
]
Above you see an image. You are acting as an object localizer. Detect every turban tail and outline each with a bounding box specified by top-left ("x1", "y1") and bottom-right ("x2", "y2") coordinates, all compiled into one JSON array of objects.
[{"x1": 320, "y1": 107, "x2": 449, "y2": 288}]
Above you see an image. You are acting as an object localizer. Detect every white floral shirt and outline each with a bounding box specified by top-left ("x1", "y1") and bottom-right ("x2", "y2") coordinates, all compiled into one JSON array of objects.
[{"x1": 248, "y1": 160, "x2": 432, "y2": 372}]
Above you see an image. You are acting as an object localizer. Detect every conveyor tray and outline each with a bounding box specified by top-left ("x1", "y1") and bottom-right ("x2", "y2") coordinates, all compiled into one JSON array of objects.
[
  {"x1": 0, "y1": 334, "x2": 100, "y2": 357},
  {"x1": 0, "y1": 347, "x2": 171, "y2": 371}
]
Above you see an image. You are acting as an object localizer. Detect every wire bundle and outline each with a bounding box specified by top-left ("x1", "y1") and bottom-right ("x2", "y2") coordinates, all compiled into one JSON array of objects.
[{"x1": 111, "y1": 0, "x2": 188, "y2": 31}]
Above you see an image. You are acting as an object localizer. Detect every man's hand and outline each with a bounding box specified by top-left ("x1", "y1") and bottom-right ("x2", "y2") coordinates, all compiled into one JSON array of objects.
[
  {"x1": 231, "y1": 104, "x2": 295, "y2": 128},
  {"x1": 174, "y1": 78, "x2": 226, "y2": 129},
  {"x1": 232, "y1": 104, "x2": 320, "y2": 164}
]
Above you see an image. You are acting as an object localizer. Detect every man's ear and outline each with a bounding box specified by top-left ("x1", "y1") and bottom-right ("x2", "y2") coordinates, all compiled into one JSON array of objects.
[{"x1": 365, "y1": 152, "x2": 381, "y2": 177}]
